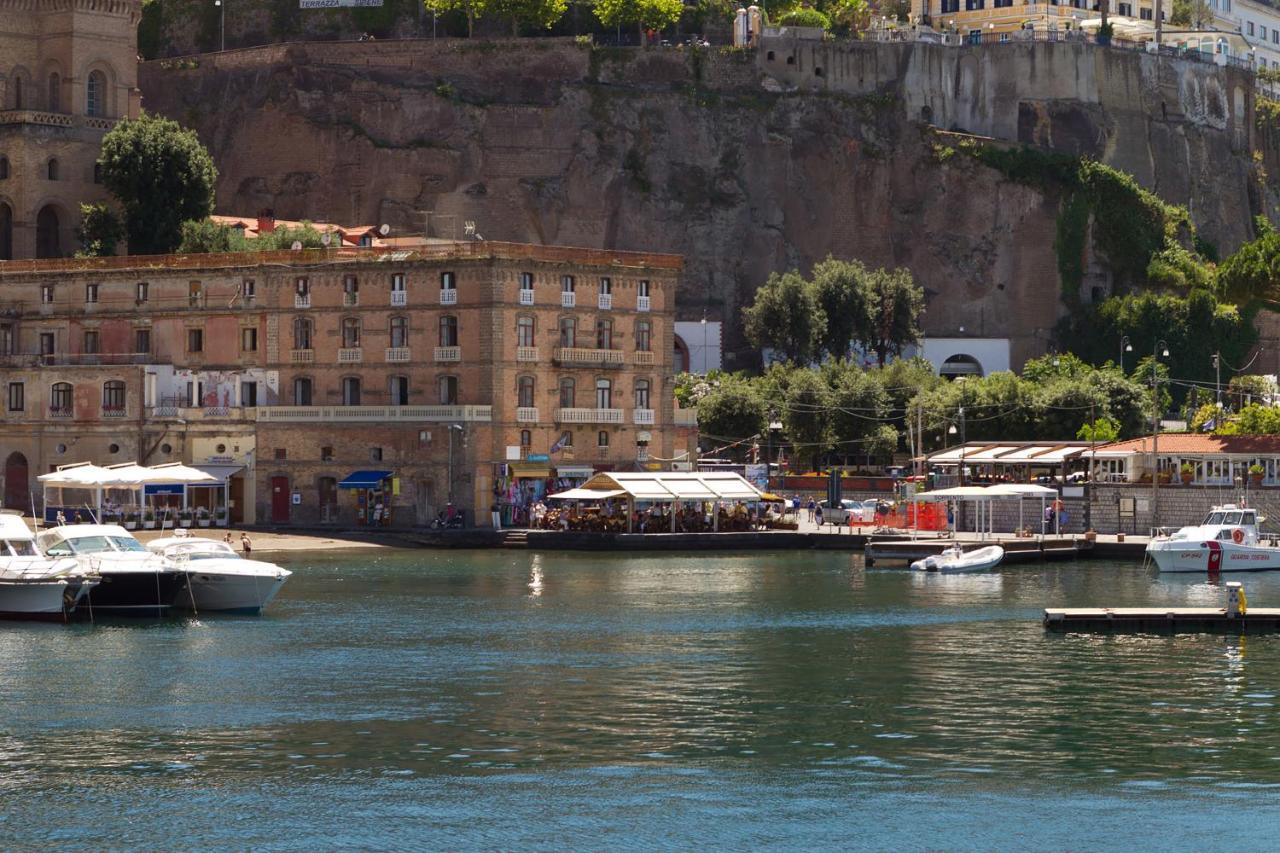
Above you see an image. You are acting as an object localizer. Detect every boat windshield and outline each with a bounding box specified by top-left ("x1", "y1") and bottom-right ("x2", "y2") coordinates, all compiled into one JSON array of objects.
[
  {"x1": 62, "y1": 535, "x2": 148, "y2": 555},
  {"x1": 170, "y1": 543, "x2": 238, "y2": 559},
  {"x1": 1244, "y1": 511, "x2": 1258, "y2": 525},
  {"x1": 1204, "y1": 511, "x2": 1225, "y2": 525},
  {"x1": 1224, "y1": 512, "x2": 1244, "y2": 525},
  {"x1": 106, "y1": 536, "x2": 148, "y2": 553},
  {"x1": 1, "y1": 539, "x2": 37, "y2": 557}
]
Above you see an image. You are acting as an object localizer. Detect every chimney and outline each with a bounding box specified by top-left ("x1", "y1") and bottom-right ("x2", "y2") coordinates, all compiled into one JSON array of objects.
[{"x1": 256, "y1": 208, "x2": 276, "y2": 234}]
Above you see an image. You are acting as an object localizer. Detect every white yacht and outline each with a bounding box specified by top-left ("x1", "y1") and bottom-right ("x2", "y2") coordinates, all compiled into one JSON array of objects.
[
  {"x1": 0, "y1": 513, "x2": 98, "y2": 621},
  {"x1": 147, "y1": 531, "x2": 291, "y2": 614},
  {"x1": 1146, "y1": 505, "x2": 1280, "y2": 573},
  {"x1": 36, "y1": 524, "x2": 186, "y2": 617}
]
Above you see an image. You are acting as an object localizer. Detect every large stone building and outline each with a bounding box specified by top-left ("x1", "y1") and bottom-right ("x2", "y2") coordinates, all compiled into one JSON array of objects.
[
  {"x1": 0, "y1": 239, "x2": 689, "y2": 527},
  {"x1": 0, "y1": 0, "x2": 141, "y2": 259}
]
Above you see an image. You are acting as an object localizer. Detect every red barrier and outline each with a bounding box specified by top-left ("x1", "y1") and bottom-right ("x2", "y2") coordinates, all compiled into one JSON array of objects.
[{"x1": 843, "y1": 502, "x2": 947, "y2": 531}]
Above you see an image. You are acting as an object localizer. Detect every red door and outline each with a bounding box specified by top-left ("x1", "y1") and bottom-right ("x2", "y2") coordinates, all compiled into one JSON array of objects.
[
  {"x1": 271, "y1": 476, "x2": 290, "y2": 524},
  {"x1": 4, "y1": 452, "x2": 28, "y2": 513}
]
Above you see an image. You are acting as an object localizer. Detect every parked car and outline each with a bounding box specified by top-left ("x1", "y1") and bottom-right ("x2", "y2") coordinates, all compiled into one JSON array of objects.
[{"x1": 818, "y1": 499, "x2": 880, "y2": 524}]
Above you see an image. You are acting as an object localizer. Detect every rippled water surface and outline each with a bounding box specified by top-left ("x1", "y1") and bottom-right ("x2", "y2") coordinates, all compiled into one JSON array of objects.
[{"x1": 5, "y1": 550, "x2": 1280, "y2": 848}]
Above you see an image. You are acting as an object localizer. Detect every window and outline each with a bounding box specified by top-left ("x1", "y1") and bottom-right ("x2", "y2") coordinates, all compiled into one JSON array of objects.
[
  {"x1": 517, "y1": 316, "x2": 535, "y2": 347},
  {"x1": 83, "y1": 330, "x2": 99, "y2": 353},
  {"x1": 342, "y1": 317, "x2": 361, "y2": 348},
  {"x1": 559, "y1": 430, "x2": 574, "y2": 448},
  {"x1": 93, "y1": 163, "x2": 102, "y2": 184},
  {"x1": 0, "y1": 156, "x2": 8, "y2": 179},
  {"x1": 41, "y1": 284, "x2": 54, "y2": 304},
  {"x1": 636, "y1": 320, "x2": 651, "y2": 351},
  {"x1": 598, "y1": 430, "x2": 609, "y2": 448},
  {"x1": 295, "y1": 277, "x2": 310, "y2": 305},
  {"x1": 343, "y1": 275, "x2": 359, "y2": 305},
  {"x1": 51, "y1": 382, "x2": 73, "y2": 413},
  {"x1": 520, "y1": 429, "x2": 531, "y2": 447},
  {"x1": 371, "y1": 447, "x2": 383, "y2": 462},
  {"x1": 187, "y1": 328, "x2": 203, "y2": 353},
  {"x1": 189, "y1": 281, "x2": 203, "y2": 307},
  {"x1": 559, "y1": 317, "x2": 576, "y2": 348},
  {"x1": 596, "y1": 319, "x2": 613, "y2": 350},
  {"x1": 388, "y1": 375, "x2": 409, "y2": 406},
  {"x1": 275, "y1": 448, "x2": 287, "y2": 461},
  {"x1": 48, "y1": 73, "x2": 60, "y2": 112},
  {"x1": 293, "y1": 317, "x2": 312, "y2": 349},
  {"x1": 599, "y1": 277, "x2": 612, "y2": 295},
  {"x1": 389, "y1": 316, "x2": 408, "y2": 348},
  {"x1": 136, "y1": 282, "x2": 149, "y2": 302},
  {"x1": 135, "y1": 328, "x2": 150, "y2": 354},
  {"x1": 7, "y1": 381, "x2": 23, "y2": 412},
  {"x1": 342, "y1": 376, "x2": 361, "y2": 406},
  {"x1": 321, "y1": 446, "x2": 334, "y2": 462},
  {"x1": 39, "y1": 332, "x2": 55, "y2": 355},
  {"x1": 241, "y1": 279, "x2": 256, "y2": 301},
  {"x1": 294, "y1": 377, "x2": 313, "y2": 406},
  {"x1": 520, "y1": 272, "x2": 534, "y2": 290},
  {"x1": 85, "y1": 283, "x2": 98, "y2": 303},
  {"x1": 102, "y1": 380, "x2": 126, "y2": 412},
  {"x1": 635, "y1": 378, "x2": 651, "y2": 409},
  {"x1": 1263, "y1": 26, "x2": 1269, "y2": 40},
  {"x1": 439, "y1": 315, "x2": 458, "y2": 347},
  {"x1": 441, "y1": 271, "x2": 456, "y2": 291},
  {"x1": 391, "y1": 273, "x2": 406, "y2": 292},
  {"x1": 639, "y1": 279, "x2": 650, "y2": 298},
  {"x1": 518, "y1": 376, "x2": 535, "y2": 408},
  {"x1": 561, "y1": 275, "x2": 575, "y2": 293},
  {"x1": 438, "y1": 375, "x2": 459, "y2": 405},
  {"x1": 86, "y1": 70, "x2": 105, "y2": 117},
  {"x1": 46, "y1": 158, "x2": 58, "y2": 181},
  {"x1": 559, "y1": 377, "x2": 575, "y2": 408},
  {"x1": 12, "y1": 76, "x2": 21, "y2": 110},
  {"x1": 241, "y1": 381, "x2": 258, "y2": 407},
  {"x1": 241, "y1": 327, "x2": 258, "y2": 352},
  {"x1": 595, "y1": 378, "x2": 612, "y2": 409},
  {"x1": 184, "y1": 380, "x2": 202, "y2": 407}
]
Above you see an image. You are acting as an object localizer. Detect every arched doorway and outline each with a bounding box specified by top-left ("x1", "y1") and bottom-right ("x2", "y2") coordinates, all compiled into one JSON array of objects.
[
  {"x1": 4, "y1": 451, "x2": 29, "y2": 512},
  {"x1": 940, "y1": 354, "x2": 984, "y2": 379},
  {"x1": 36, "y1": 205, "x2": 61, "y2": 258},
  {"x1": 673, "y1": 334, "x2": 690, "y2": 373},
  {"x1": 0, "y1": 203, "x2": 11, "y2": 260}
]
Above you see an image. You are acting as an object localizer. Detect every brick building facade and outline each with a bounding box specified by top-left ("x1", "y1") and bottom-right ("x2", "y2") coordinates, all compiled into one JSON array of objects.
[{"x1": 0, "y1": 241, "x2": 686, "y2": 527}]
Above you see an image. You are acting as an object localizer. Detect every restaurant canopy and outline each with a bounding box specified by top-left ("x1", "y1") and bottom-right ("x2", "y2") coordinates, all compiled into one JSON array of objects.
[
  {"x1": 38, "y1": 462, "x2": 217, "y2": 488},
  {"x1": 549, "y1": 471, "x2": 765, "y2": 502},
  {"x1": 338, "y1": 470, "x2": 393, "y2": 489}
]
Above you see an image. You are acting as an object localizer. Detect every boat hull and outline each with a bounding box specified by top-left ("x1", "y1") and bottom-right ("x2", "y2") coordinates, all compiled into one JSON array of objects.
[
  {"x1": 0, "y1": 579, "x2": 75, "y2": 620},
  {"x1": 81, "y1": 571, "x2": 188, "y2": 616},
  {"x1": 912, "y1": 546, "x2": 1005, "y2": 573},
  {"x1": 175, "y1": 571, "x2": 289, "y2": 615},
  {"x1": 1148, "y1": 540, "x2": 1280, "y2": 573}
]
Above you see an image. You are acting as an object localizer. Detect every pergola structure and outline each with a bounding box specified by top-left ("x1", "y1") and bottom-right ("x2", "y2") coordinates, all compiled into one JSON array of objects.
[
  {"x1": 37, "y1": 462, "x2": 218, "y2": 526},
  {"x1": 550, "y1": 471, "x2": 765, "y2": 533}
]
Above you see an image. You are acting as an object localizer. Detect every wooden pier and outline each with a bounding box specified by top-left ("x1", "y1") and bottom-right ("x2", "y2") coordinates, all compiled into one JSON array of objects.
[
  {"x1": 865, "y1": 537, "x2": 1091, "y2": 566},
  {"x1": 1043, "y1": 607, "x2": 1280, "y2": 633}
]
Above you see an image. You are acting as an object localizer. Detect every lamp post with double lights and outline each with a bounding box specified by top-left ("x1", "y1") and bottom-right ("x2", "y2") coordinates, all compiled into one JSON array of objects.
[{"x1": 1119, "y1": 335, "x2": 1132, "y2": 373}]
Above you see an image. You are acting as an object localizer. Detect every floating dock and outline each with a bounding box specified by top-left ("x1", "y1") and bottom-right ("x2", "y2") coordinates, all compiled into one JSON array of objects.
[
  {"x1": 1043, "y1": 607, "x2": 1280, "y2": 633},
  {"x1": 866, "y1": 537, "x2": 1090, "y2": 566}
]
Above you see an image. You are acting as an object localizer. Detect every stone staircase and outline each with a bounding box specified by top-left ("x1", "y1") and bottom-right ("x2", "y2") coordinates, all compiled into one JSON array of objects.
[{"x1": 501, "y1": 529, "x2": 529, "y2": 548}]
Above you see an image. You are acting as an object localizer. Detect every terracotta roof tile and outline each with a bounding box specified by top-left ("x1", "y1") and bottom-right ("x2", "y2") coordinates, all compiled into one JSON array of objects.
[{"x1": 1092, "y1": 434, "x2": 1280, "y2": 455}]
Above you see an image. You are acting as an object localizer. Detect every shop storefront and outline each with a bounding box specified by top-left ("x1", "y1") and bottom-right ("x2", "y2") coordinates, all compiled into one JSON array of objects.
[
  {"x1": 497, "y1": 460, "x2": 554, "y2": 527},
  {"x1": 338, "y1": 470, "x2": 395, "y2": 526}
]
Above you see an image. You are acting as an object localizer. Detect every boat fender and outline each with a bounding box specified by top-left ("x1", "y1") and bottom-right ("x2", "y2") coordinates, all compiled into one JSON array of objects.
[
  {"x1": 1240, "y1": 587, "x2": 1248, "y2": 614},
  {"x1": 1232, "y1": 528, "x2": 1245, "y2": 544}
]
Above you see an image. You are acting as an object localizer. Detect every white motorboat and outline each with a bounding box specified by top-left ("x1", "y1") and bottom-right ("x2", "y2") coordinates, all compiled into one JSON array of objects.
[
  {"x1": 147, "y1": 531, "x2": 291, "y2": 614},
  {"x1": 912, "y1": 544, "x2": 1005, "y2": 573},
  {"x1": 36, "y1": 524, "x2": 186, "y2": 617},
  {"x1": 0, "y1": 513, "x2": 98, "y2": 621},
  {"x1": 1146, "y1": 504, "x2": 1280, "y2": 573}
]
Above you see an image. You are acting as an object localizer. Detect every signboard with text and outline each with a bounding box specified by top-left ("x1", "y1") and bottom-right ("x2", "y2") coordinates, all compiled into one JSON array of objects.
[{"x1": 300, "y1": 0, "x2": 384, "y2": 8}]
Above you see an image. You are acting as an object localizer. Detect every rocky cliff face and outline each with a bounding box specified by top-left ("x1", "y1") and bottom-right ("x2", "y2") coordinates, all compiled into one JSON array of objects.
[{"x1": 138, "y1": 38, "x2": 1267, "y2": 367}]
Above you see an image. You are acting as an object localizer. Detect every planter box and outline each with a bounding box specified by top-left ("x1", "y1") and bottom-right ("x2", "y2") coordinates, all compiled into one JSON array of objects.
[
  {"x1": 143, "y1": 520, "x2": 156, "y2": 529},
  {"x1": 124, "y1": 521, "x2": 138, "y2": 530},
  {"x1": 197, "y1": 519, "x2": 212, "y2": 528},
  {"x1": 215, "y1": 517, "x2": 229, "y2": 527}
]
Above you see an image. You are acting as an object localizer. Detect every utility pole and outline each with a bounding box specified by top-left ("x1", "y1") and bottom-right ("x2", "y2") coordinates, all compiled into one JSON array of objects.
[
  {"x1": 1151, "y1": 340, "x2": 1169, "y2": 532},
  {"x1": 1214, "y1": 351, "x2": 1221, "y2": 410}
]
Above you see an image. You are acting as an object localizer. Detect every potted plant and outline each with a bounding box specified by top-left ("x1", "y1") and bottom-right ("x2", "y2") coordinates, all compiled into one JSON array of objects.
[
  {"x1": 123, "y1": 511, "x2": 139, "y2": 531},
  {"x1": 178, "y1": 508, "x2": 194, "y2": 527},
  {"x1": 1096, "y1": 21, "x2": 1114, "y2": 46},
  {"x1": 215, "y1": 507, "x2": 229, "y2": 527},
  {"x1": 196, "y1": 507, "x2": 212, "y2": 528},
  {"x1": 142, "y1": 509, "x2": 156, "y2": 530},
  {"x1": 1249, "y1": 463, "x2": 1265, "y2": 486},
  {"x1": 1157, "y1": 471, "x2": 1172, "y2": 485},
  {"x1": 1179, "y1": 463, "x2": 1195, "y2": 485}
]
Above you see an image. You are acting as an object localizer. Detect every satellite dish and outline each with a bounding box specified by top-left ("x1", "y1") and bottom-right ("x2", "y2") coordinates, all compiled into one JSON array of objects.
[
  {"x1": 321, "y1": 232, "x2": 332, "y2": 247},
  {"x1": 291, "y1": 241, "x2": 303, "y2": 251},
  {"x1": 378, "y1": 223, "x2": 390, "y2": 236}
]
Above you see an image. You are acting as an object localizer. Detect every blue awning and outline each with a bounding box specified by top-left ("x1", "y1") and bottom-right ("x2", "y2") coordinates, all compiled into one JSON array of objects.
[{"x1": 337, "y1": 470, "x2": 394, "y2": 489}]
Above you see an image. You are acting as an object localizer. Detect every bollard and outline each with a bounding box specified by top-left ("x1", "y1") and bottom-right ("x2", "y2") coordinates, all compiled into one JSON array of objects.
[{"x1": 1227, "y1": 582, "x2": 1246, "y2": 617}]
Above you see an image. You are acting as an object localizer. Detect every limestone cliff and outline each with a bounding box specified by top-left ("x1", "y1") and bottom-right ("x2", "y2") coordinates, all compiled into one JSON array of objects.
[{"x1": 138, "y1": 38, "x2": 1266, "y2": 367}]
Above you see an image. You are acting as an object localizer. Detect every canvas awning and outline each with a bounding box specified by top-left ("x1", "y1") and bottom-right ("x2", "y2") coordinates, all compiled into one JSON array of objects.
[
  {"x1": 338, "y1": 470, "x2": 393, "y2": 489},
  {"x1": 192, "y1": 464, "x2": 245, "y2": 484},
  {"x1": 555, "y1": 465, "x2": 596, "y2": 478},
  {"x1": 568, "y1": 471, "x2": 766, "y2": 502},
  {"x1": 510, "y1": 463, "x2": 552, "y2": 478},
  {"x1": 142, "y1": 463, "x2": 219, "y2": 484},
  {"x1": 37, "y1": 464, "x2": 126, "y2": 488},
  {"x1": 548, "y1": 488, "x2": 628, "y2": 501}
]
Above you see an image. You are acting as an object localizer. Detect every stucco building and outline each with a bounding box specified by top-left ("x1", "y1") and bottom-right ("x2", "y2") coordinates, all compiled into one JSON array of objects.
[{"x1": 0, "y1": 239, "x2": 686, "y2": 527}]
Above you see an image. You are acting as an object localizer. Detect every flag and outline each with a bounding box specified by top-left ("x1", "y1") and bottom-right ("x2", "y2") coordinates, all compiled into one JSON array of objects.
[
  {"x1": 1203, "y1": 419, "x2": 1215, "y2": 432},
  {"x1": 551, "y1": 433, "x2": 569, "y2": 454}
]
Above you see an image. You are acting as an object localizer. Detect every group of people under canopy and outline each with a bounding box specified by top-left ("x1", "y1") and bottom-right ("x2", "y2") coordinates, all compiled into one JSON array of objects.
[
  {"x1": 37, "y1": 462, "x2": 219, "y2": 525},
  {"x1": 544, "y1": 471, "x2": 782, "y2": 534}
]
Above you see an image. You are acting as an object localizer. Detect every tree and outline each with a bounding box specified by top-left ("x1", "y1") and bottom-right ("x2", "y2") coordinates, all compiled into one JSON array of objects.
[
  {"x1": 1218, "y1": 403, "x2": 1280, "y2": 435},
  {"x1": 1170, "y1": 0, "x2": 1213, "y2": 27},
  {"x1": 1228, "y1": 374, "x2": 1278, "y2": 409},
  {"x1": 98, "y1": 113, "x2": 217, "y2": 255},
  {"x1": 827, "y1": 0, "x2": 869, "y2": 34},
  {"x1": 811, "y1": 257, "x2": 870, "y2": 361},
  {"x1": 864, "y1": 266, "x2": 924, "y2": 366},
  {"x1": 826, "y1": 364, "x2": 889, "y2": 459},
  {"x1": 1218, "y1": 217, "x2": 1280, "y2": 303},
  {"x1": 491, "y1": 0, "x2": 568, "y2": 33},
  {"x1": 743, "y1": 270, "x2": 825, "y2": 364},
  {"x1": 696, "y1": 380, "x2": 767, "y2": 459},
  {"x1": 177, "y1": 218, "x2": 241, "y2": 254},
  {"x1": 594, "y1": 0, "x2": 683, "y2": 37},
  {"x1": 782, "y1": 368, "x2": 832, "y2": 473},
  {"x1": 423, "y1": 0, "x2": 490, "y2": 36},
  {"x1": 75, "y1": 203, "x2": 124, "y2": 258},
  {"x1": 1076, "y1": 415, "x2": 1120, "y2": 443}
]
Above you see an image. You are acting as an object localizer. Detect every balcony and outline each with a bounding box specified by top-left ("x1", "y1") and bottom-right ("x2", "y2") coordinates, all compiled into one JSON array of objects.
[
  {"x1": 343, "y1": 293, "x2": 359, "y2": 307},
  {"x1": 256, "y1": 405, "x2": 492, "y2": 423},
  {"x1": 552, "y1": 347, "x2": 625, "y2": 367},
  {"x1": 516, "y1": 346, "x2": 539, "y2": 362},
  {"x1": 338, "y1": 347, "x2": 363, "y2": 363},
  {"x1": 49, "y1": 407, "x2": 72, "y2": 418},
  {"x1": 518, "y1": 289, "x2": 534, "y2": 306},
  {"x1": 561, "y1": 291, "x2": 576, "y2": 308},
  {"x1": 633, "y1": 408, "x2": 655, "y2": 425},
  {"x1": 633, "y1": 351, "x2": 656, "y2": 366},
  {"x1": 294, "y1": 294, "x2": 311, "y2": 309},
  {"x1": 555, "y1": 408, "x2": 624, "y2": 424},
  {"x1": 637, "y1": 295, "x2": 651, "y2": 312},
  {"x1": 598, "y1": 293, "x2": 613, "y2": 310},
  {"x1": 516, "y1": 407, "x2": 539, "y2": 423},
  {"x1": 101, "y1": 407, "x2": 128, "y2": 419},
  {"x1": 440, "y1": 288, "x2": 457, "y2": 305},
  {"x1": 434, "y1": 346, "x2": 461, "y2": 362},
  {"x1": 385, "y1": 347, "x2": 411, "y2": 363},
  {"x1": 148, "y1": 405, "x2": 253, "y2": 421},
  {"x1": 391, "y1": 290, "x2": 408, "y2": 307},
  {"x1": 290, "y1": 349, "x2": 314, "y2": 364}
]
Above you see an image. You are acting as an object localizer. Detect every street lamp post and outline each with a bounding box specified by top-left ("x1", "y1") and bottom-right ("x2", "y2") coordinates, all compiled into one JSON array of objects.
[
  {"x1": 1119, "y1": 335, "x2": 1132, "y2": 373},
  {"x1": 447, "y1": 423, "x2": 464, "y2": 506},
  {"x1": 1151, "y1": 340, "x2": 1169, "y2": 532},
  {"x1": 1213, "y1": 351, "x2": 1222, "y2": 409},
  {"x1": 214, "y1": 0, "x2": 225, "y2": 52},
  {"x1": 949, "y1": 405, "x2": 966, "y2": 485}
]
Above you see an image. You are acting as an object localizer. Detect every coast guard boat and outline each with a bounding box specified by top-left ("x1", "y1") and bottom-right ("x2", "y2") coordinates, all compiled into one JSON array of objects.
[{"x1": 1145, "y1": 505, "x2": 1280, "y2": 573}]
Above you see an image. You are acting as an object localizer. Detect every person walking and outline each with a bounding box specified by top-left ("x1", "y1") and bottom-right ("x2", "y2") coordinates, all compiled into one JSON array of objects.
[
  {"x1": 807, "y1": 498, "x2": 816, "y2": 522},
  {"x1": 241, "y1": 532, "x2": 252, "y2": 556}
]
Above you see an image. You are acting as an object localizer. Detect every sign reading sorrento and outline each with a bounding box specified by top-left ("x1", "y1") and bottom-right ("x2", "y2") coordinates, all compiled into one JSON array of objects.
[{"x1": 300, "y1": 0, "x2": 383, "y2": 7}]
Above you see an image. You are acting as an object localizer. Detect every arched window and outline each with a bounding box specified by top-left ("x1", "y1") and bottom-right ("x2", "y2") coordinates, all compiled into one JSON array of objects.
[
  {"x1": 559, "y1": 317, "x2": 576, "y2": 348},
  {"x1": 13, "y1": 75, "x2": 23, "y2": 110},
  {"x1": 516, "y1": 315, "x2": 535, "y2": 347},
  {"x1": 46, "y1": 158, "x2": 58, "y2": 181},
  {"x1": 438, "y1": 375, "x2": 459, "y2": 405},
  {"x1": 520, "y1": 429, "x2": 531, "y2": 447},
  {"x1": 558, "y1": 377, "x2": 575, "y2": 409},
  {"x1": 597, "y1": 430, "x2": 610, "y2": 448},
  {"x1": 0, "y1": 202, "x2": 11, "y2": 261},
  {"x1": 439, "y1": 315, "x2": 458, "y2": 347},
  {"x1": 517, "y1": 376, "x2": 535, "y2": 408},
  {"x1": 35, "y1": 205, "x2": 60, "y2": 258},
  {"x1": 50, "y1": 381, "x2": 72, "y2": 414},
  {"x1": 341, "y1": 376, "x2": 361, "y2": 406},
  {"x1": 595, "y1": 378, "x2": 612, "y2": 409},
  {"x1": 293, "y1": 377, "x2": 312, "y2": 406},
  {"x1": 388, "y1": 375, "x2": 409, "y2": 406},
  {"x1": 102, "y1": 380, "x2": 126, "y2": 412},
  {"x1": 341, "y1": 317, "x2": 360, "y2": 348},
  {"x1": 0, "y1": 156, "x2": 8, "y2": 180},
  {"x1": 634, "y1": 378, "x2": 651, "y2": 410},
  {"x1": 636, "y1": 320, "x2": 651, "y2": 352},
  {"x1": 86, "y1": 70, "x2": 106, "y2": 118},
  {"x1": 595, "y1": 319, "x2": 613, "y2": 350},
  {"x1": 48, "y1": 73, "x2": 60, "y2": 112},
  {"x1": 389, "y1": 315, "x2": 408, "y2": 348},
  {"x1": 293, "y1": 317, "x2": 312, "y2": 349}
]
